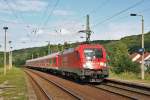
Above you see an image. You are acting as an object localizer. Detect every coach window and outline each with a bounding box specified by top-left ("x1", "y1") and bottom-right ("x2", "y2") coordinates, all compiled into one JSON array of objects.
[
  {"x1": 53, "y1": 58, "x2": 56, "y2": 64},
  {"x1": 49, "y1": 59, "x2": 52, "y2": 64}
]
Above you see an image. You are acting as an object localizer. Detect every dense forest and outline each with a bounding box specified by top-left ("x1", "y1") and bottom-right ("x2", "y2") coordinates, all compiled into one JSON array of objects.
[{"x1": 0, "y1": 32, "x2": 150, "y2": 70}]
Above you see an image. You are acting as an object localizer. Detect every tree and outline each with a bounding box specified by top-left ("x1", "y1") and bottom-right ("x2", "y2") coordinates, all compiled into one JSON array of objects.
[{"x1": 106, "y1": 41, "x2": 140, "y2": 74}]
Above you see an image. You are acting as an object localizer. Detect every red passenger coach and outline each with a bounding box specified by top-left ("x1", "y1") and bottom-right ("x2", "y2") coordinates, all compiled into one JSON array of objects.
[
  {"x1": 26, "y1": 52, "x2": 60, "y2": 70},
  {"x1": 26, "y1": 44, "x2": 109, "y2": 82}
]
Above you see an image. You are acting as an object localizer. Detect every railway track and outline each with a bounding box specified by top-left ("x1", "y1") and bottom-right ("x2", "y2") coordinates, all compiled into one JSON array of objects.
[
  {"x1": 25, "y1": 70, "x2": 52, "y2": 100},
  {"x1": 25, "y1": 68, "x2": 150, "y2": 100},
  {"x1": 25, "y1": 68, "x2": 137, "y2": 100},
  {"x1": 24, "y1": 68, "x2": 82, "y2": 100},
  {"x1": 92, "y1": 78, "x2": 150, "y2": 100}
]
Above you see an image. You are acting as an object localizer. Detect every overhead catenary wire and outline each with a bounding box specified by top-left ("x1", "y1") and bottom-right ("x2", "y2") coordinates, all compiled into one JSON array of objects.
[
  {"x1": 68, "y1": 0, "x2": 110, "y2": 23},
  {"x1": 12, "y1": 0, "x2": 33, "y2": 40},
  {"x1": 39, "y1": 1, "x2": 52, "y2": 27},
  {"x1": 88, "y1": 0, "x2": 110, "y2": 15},
  {"x1": 32, "y1": 1, "x2": 54, "y2": 41},
  {"x1": 41, "y1": 0, "x2": 60, "y2": 27},
  {"x1": 139, "y1": 7, "x2": 150, "y2": 13},
  {"x1": 45, "y1": 0, "x2": 111, "y2": 40},
  {"x1": 92, "y1": 0, "x2": 144, "y2": 28},
  {"x1": 3, "y1": 0, "x2": 21, "y2": 23},
  {"x1": 12, "y1": 0, "x2": 27, "y2": 24},
  {"x1": 3, "y1": 0, "x2": 38, "y2": 41},
  {"x1": 95, "y1": 5, "x2": 150, "y2": 27},
  {"x1": 32, "y1": 0, "x2": 60, "y2": 42}
]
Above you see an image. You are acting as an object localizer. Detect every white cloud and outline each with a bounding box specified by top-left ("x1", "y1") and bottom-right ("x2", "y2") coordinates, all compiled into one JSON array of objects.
[
  {"x1": 0, "y1": 0, "x2": 48, "y2": 13},
  {"x1": 19, "y1": 37, "x2": 29, "y2": 42},
  {"x1": 92, "y1": 21, "x2": 140, "y2": 40},
  {"x1": 60, "y1": 28, "x2": 70, "y2": 35},
  {"x1": 36, "y1": 29, "x2": 44, "y2": 35}
]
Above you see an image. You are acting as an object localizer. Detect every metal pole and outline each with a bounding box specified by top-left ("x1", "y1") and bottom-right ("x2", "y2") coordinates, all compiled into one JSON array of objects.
[
  {"x1": 37, "y1": 53, "x2": 39, "y2": 58},
  {"x1": 32, "y1": 54, "x2": 33, "y2": 59},
  {"x1": 48, "y1": 41, "x2": 50, "y2": 54},
  {"x1": 10, "y1": 47, "x2": 12, "y2": 69},
  {"x1": 9, "y1": 49, "x2": 11, "y2": 70},
  {"x1": 130, "y1": 14, "x2": 145, "y2": 80},
  {"x1": 8, "y1": 41, "x2": 11, "y2": 70},
  {"x1": 3, "y1": 27, "x2": 8, "y2": 75},
  {"x1": 141, "y1": 16, "x2": 144, "y2": 80},
  {"x1": 86, "y1": 14, "x2": 91, "y2": 42},
  {"x1": 78, "y1": 14, "x2": 91, "y2": 43}
]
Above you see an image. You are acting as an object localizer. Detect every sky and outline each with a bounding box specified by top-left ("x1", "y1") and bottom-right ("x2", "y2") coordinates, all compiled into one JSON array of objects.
[{"x1": 0, "y1": 0, "x2": 150, "y2": 51}]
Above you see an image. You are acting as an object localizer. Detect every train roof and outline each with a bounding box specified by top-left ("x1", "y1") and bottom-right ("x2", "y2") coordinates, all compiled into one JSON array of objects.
[
  {"x1": 26, "y1": 44, "x2": 105, "y2": 63},
  {"x1": 78, "y1": 43, "x2": 103, "y2": 47},
  {"x1": 26, "y1": 52, "x2": 60, "y2": 62}
]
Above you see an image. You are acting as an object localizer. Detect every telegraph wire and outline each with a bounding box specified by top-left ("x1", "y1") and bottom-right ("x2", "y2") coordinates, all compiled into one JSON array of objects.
[{"x1": 92, "y1": 0, "x2": 144, "y2": 28}]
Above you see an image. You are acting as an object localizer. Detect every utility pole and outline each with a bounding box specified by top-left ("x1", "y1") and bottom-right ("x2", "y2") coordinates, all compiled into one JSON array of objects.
[
  {"x1": 3, "y1": 26, "x2": 8, "y2": 75},
  {"x1": 130, "y1": 13, "x2": 145, "y2": 80},
  {"x1": 8, "y1": 41, "x2": 12, "y2": 70},
  {"x1": 37, "y1": 53, "x2": 39, "y2": 58},
  {"x1": 0, "y1": 45, "x2": 1, "y2": 62},
  {"x1": 141, "y1": 15, "x2": 145, "y2": 80},
  {"x1": 78, "y1": 14, "x2": 92, "y2": 43},
  {"x1": 46, "y1": 41, "x2": 50, "y2": 54},
  {"x1": 48, "y1": 41, "x2": 50, "y2": 54},
  {"x1": 32, "y1": 54, "x2": 33, "y2": 59},
  {"x1": 10, "y1": 47, "x2": 13, "y2": 69}
]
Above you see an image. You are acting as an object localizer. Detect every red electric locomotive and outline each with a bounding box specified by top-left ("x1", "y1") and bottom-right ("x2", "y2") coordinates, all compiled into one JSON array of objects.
[{"x1": 26, "y1": 44, "x2": 109, "y2": 82}]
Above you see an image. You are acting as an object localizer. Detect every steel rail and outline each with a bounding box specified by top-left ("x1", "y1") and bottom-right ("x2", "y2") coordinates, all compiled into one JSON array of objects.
[
  {"x1": 26, "y1": 68, "x2": 83, "y2": 100},
  {"x1": 90, "y1": 78, "x2": 150, "y2": 100},
  {"x1": 90, "y1": 84, "x2": 137, "y2": 100},
  {"x1": 24, "y1": 70, "x2": 53, "y2": 100},
  {"x1": 104, "y1": 78, "x2": 150, "y2": 96}
]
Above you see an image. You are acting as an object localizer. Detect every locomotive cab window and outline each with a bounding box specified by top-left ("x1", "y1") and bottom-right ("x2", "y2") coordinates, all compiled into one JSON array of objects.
[
  {"x1": 84, "y1": 48, "x2": 103, "y2": 60},
  {"x1": 95, "y1": 49, "x2": 103, "y2": 58}
]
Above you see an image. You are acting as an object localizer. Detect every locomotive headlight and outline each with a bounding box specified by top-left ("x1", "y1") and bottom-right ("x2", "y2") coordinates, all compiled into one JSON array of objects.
[
  {"x1": 83, "y1": 61, "x2": 93, "y2": 69},
  {"x1": 100, "y1": 62, "x2": 106, "y2": 67}
]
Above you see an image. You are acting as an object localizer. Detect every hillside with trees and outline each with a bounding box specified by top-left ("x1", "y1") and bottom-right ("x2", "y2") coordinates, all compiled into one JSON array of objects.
[{"x1": 120, "y1": 31, "x2": 150, "y2": 53}]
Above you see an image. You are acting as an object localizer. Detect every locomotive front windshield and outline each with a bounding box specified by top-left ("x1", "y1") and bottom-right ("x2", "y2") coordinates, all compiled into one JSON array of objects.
[{"x1": 84, "y1": 48, "x2": 103, "y2": 60}]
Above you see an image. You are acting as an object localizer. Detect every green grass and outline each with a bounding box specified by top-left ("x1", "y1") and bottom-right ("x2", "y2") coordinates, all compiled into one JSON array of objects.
[
  {"x1": 0, "y1": 67, "x2": 27, "y2": 100},
  {"x1": 109, "y1": 71, "x2": 150, "y2": 84}
]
